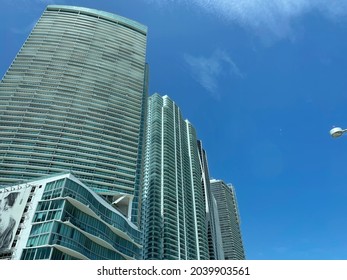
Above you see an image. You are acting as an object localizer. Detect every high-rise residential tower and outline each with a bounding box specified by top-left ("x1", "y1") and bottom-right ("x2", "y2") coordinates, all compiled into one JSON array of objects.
[
  {"x1": 0, "y1": 5, "x2": 148, "y2": 224},
  {"x1": 210, "y1": 179, "x2": 246, "y2": 260},
  {"x1": 142, "y1": 94, "x2": 209, "y2": 260},
  {"x1": 0, "y1": 4, "x2": 148, "y2": 260}
]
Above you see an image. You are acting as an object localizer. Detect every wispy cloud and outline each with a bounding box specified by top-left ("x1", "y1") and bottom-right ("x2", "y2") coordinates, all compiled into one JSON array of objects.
[
  {"x1": 184, "y1": 49, "x2": 243, "y2": 98},
  {"x1": 146, "y1": 0, "x2": 347, "y2": 39}
]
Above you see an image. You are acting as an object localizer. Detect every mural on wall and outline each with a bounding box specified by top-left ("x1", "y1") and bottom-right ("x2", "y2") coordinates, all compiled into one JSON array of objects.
[{"x1": 0, "y1": 187, "x2": 31, "y2": 252}]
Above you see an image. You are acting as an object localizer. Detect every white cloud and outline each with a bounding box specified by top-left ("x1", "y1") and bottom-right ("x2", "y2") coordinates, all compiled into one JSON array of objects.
[
  {"x1": 146, "y1": 0, "x2": 347, "y2": 39},
  {"x1": 184, "y1": 49, "x2": 243, "y2": 97}
]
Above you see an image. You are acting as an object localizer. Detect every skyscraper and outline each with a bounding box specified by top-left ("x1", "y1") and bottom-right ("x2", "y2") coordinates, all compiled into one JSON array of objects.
[
  {"x1": 0, "y1": 5, "x2": 148, "y2": 224},
  {"x1": 142, "y1": 94, "x2": 209, "y2": 260},
  {"x1": 210, "y1": 179, "x2": 246, "y2": 259},
  {"x1": 0, "y1": 4, "x2": 149, "y2": 260}
]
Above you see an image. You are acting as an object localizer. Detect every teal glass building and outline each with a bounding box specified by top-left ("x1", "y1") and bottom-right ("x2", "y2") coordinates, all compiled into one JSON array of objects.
[
  {"x1": 0, "y1": 5, "x2": 148, "y2": 224},
  {"x1": 141, "y1": 94, "x2": 209, "y2": 260},
  {"x1": 210, "y1": 179, "x2": 246, "y2": 260},
  {"x1": 0, "y1": 173, "x2": 141, "y2": 260}
]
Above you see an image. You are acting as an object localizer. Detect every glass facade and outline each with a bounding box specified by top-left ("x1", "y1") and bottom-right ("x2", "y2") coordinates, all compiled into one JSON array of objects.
[
  {"x1": 0, "y1": 6, "x2": 148, "y2": 224},
  {"x1": 210, "y1": 180, "x2": 246, "y2": 260},
  {"x1": 19, "y1": 174, "x2": 141, "y2": 260},
  {"x1": 0, "y1": 5, "x2": 246, "y2": 261},
  {"x1": 141, "y1": 94, "x2": 209, "y2": 260}
]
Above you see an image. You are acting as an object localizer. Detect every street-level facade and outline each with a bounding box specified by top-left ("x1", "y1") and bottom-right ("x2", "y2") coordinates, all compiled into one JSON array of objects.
[{"x1": 0, "y1": 173, "x2": 141, "y2": 260}]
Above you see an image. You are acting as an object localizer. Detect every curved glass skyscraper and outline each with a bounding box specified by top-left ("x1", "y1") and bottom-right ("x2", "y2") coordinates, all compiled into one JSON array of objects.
[
  {"x1": 0, "y1": 6, "x2": 148, "y2": 223},
  {"x1": 142, "y1": 94, "x2": 209, "y2": 260},
  {"x1": 210, "y1": 179, "x2": 246, "y2": 260}
]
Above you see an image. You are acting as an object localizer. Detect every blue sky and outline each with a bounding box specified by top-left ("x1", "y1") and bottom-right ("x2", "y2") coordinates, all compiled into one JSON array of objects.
[{"x1": 2, "y1": 0, "x2": 347, "y2": 260}]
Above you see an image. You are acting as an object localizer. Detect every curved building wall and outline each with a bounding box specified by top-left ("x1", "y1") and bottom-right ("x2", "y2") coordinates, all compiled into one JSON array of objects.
[
  {"x1": 142, "y1": 94, "x2": 209, "y2": 260},
  {"x1": 210, "y1": 180, "x2": 245, "y2": 260},
  {"x1": 0, "y1": 5, "x2": 148, "y2": 211}
]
